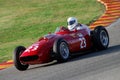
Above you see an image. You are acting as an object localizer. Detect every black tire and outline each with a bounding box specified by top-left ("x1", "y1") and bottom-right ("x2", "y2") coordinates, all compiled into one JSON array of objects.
[
  {"x1": 14, "y1": 46, "x2": 29, "y2": 71},
  {"x1": 91, "y1": 26, "x2": 109, "y2": 50},
  {"x1": 53, "y1": 39, "x2": 70, "y2": 62}
]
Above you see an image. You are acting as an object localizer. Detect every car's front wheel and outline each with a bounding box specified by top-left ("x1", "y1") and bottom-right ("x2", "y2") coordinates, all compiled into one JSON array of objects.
[
  {"x1": 53, "y1": 39, "x2": 70, "y2": 62},
  {"x1": 14, "y1": 46, "x2": 29, "y2": 71}
]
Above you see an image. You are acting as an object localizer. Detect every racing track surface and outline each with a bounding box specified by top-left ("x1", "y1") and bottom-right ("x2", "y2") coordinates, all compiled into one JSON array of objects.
[{"x1": 0, "y1": 19, "x2": 120, "y2": 80}]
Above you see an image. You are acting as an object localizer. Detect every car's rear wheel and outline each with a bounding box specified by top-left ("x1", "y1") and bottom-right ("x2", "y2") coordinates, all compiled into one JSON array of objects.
[
  {"x1": 91, "y1": 26, "x2": 109, "y2": 50},
  {"x1": 53, "y1": 39, "x2": 70, "y2": 62},
  {"x1": 14, "y1": 46, "x2": 29, "y2": 71}
]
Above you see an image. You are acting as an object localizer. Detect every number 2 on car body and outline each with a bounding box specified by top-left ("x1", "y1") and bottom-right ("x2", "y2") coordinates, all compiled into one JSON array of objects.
[{"x1": 78, "y1": 35, "x2": 86, "y2": 49}]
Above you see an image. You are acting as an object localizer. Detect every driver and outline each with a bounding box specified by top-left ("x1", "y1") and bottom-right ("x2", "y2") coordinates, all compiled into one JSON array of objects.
[{"x1": 67, "y1": 17, "x2": 90, "y2": 35}]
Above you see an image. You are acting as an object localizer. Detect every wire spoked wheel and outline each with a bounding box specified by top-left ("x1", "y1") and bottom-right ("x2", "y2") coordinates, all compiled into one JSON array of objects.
[{"x1": 53, "y1": 39, "x2": 70, "y2": 62}]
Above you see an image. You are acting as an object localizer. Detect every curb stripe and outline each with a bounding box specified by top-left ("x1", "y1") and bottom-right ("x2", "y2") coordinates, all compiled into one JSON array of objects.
[
  {"x1": 107, "y1": 5, "x2": 120, "y2": 8},
  {"x1": 90, "y1": 23, "x2": 113, "y2": 27},
  {"x1": 0, "y1": 62, "x2": 13, "y2": 65},
  {"x1": 106, "y1": 11, "x2": 120, "y2": 14},
  {"x1": 90, "y1": 0, "x2": 120, "y2": 29},
  {"x1": 97, "y1": 17, "x2": 117, "y2": 20},
  {"x1": 101, "y1": 15, "x2": 118, "y2": 18}
]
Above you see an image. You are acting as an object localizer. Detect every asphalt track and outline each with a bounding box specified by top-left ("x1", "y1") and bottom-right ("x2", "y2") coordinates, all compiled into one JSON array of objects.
[{"x1": 0, "y1": 18, "x2": 120, "y2": 80}]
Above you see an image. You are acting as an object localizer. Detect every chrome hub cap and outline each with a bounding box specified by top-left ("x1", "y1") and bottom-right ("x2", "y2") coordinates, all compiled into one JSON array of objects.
[
  {"x1": 100, "y1": 30, "x2": 109, "y2": 46},
  {"x1": 60, "y1": 42, "x2": 69, "y2": 59}
]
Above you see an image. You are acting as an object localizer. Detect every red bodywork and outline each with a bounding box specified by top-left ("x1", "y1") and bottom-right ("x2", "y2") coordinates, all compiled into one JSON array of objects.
[{"x1": 20, "y1": 27, "x2": 92, "y2": 65}]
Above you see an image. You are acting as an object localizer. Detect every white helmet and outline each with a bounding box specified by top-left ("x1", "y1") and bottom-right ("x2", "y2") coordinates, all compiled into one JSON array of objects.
[{"x1": 67, "y1": 17, "x2": 78, "y2": 31}]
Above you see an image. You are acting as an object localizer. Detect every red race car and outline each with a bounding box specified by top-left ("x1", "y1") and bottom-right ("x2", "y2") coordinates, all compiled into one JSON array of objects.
[{"x1": 14, "y1": 26, "x2": 109, "y2": 71}]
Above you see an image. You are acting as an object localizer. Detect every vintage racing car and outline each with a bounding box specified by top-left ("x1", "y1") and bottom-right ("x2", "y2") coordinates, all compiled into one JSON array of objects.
[{"x1": 14, "y1": 26, "x2": 109, "y2": 71}]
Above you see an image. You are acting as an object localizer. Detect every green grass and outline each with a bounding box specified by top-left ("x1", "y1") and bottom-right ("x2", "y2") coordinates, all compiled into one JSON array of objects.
[{"x1": 0, "y1": 0, "x2": 105, "y2": 62}]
